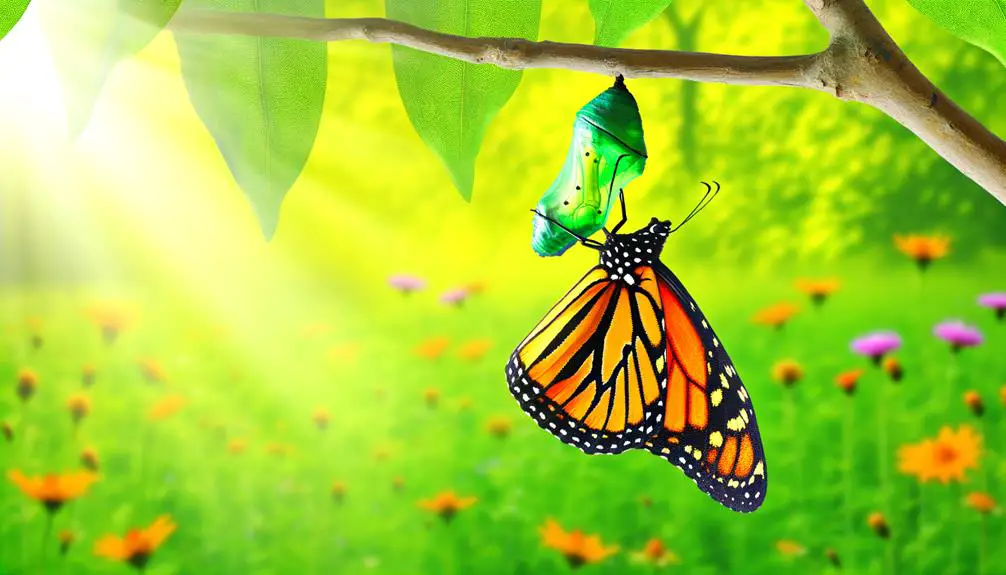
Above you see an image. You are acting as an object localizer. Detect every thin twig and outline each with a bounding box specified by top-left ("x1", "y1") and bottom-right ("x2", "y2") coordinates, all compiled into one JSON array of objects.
[{"x1": 168, "y1": 3, "x2": 1006, "y2": 204}]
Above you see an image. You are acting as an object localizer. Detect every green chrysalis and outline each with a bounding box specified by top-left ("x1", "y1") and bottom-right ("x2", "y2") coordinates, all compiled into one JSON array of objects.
[{"x1": 532, "y1": 76, "x2": 647, "y2": 257}]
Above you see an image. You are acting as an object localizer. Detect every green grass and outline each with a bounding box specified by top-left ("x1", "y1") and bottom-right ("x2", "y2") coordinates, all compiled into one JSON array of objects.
[{"x1": 1, "y1": 257, "x2": 1004, "y2": 575}]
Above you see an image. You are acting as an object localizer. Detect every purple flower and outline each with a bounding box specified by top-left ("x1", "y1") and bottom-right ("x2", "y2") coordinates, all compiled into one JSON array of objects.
[
  {"x1": 978, "y1": 292, "x2": 1006, "y2": 320},
  {"x1": 933, "y1": 321, "x2": 983, "y2": 352},
  {"x1": 440, "y1": 288, "x2": 469, "y2": 307},
  {"x1": 388, "y1": 274, "x2": 425, "y2": 294},
  {"x1": 851, "y1": 331, "x2": 902, "y2": 365}
]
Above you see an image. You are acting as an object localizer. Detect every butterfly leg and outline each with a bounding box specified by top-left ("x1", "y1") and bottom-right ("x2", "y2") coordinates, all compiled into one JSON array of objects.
[
  {"x1": 531, "y1": 209, "x2": 604, "y2": 250},
  {"x1": 610, "y1": 190, "x2": 628, "y2": 234}
]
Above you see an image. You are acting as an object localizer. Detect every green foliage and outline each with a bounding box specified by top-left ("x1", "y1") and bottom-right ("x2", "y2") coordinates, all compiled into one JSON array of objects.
[
  {"x1": 588, "y1": 0, "x2": 672, "y2": 47},
  {"x1": 907, "y1": 0, "x2": 1006, "y2": 66},
  {"x1": 173, "y1": 0, "x2": 327, "y2": 239},
  {"x1": 385, "y1": 0, "x2": 542, "y2": 200},
  {"x1": 0, "y1": 0, "x2": 31, "y2": 42},
  {"x1": 38, "y1": 0, "x2": 181, "y2": 136}
]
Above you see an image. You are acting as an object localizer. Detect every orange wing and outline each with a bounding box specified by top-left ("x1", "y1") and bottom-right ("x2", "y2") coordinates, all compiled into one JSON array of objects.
[
  {"x1": 645, "y1": 262, "x2": 767, "y2": 512},
  {"x1": 506, "y1": 266, "x2": 667, "y2": 454}
]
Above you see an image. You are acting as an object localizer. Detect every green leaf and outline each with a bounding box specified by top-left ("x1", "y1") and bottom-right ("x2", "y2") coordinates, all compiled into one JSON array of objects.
[
  {"x1": 907, "y1": 0, "x2": 1006, "y2": 66},
  {"x1": 0, "y1": 0, "x2": 31, "y2": 42},
  {"x1": 386, "y1": 0, "x2": 542, "y2": 200},
  {"x1": 589, "y1": 0, "x2": 672, "y2": 47},
  {"x1": 38, "y1": 0, "x2": 182, "y2": 136},
  {"x1": 174, "y1": 0, "x2": 326, "y2": 239}
]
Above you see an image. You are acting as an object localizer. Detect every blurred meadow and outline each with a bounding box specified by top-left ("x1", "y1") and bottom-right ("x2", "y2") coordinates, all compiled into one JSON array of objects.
[{"x1": 1, "y1": 0, "x2": 1005, "y2": 573}]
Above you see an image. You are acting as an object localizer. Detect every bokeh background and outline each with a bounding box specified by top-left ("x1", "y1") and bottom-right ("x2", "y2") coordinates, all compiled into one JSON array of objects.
[{"x1": 1, "y1": 0, "x2": 1004, "y2": 573}]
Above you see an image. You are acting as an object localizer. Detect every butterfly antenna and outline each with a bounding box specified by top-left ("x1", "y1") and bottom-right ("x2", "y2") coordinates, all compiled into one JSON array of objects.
[
  {"x1": 531, "y1": 210, "x2": 604, "y2": 249},
  {"x1": 670, "y1": 181, "x2": 720, "y2": 233}
]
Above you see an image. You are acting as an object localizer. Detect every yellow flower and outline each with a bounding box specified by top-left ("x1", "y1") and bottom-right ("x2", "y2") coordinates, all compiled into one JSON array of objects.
[
  {"x1": 331, "y1": 481, "x2": 346, "y2": 504},
  {"x1": 630, "y1": 538, "x2": 680, "y2": 567},
  {"x1": 457, "y1": 339, "x2": 492, "y2": 362},
  {"x1": 539, "y1": 518, "x2": 618, "y2": 567},
  {"x1": 16, "y1": 369, "x2": 38, "y2": 402},
  {"x1": 227, "y1": 439, "x2": 247, "y2": 455},
  {"x1": 835, "y1": 369, "x2": 864, "y2": 395},
  {"x1": 80, "y1": 447, "x2": 100, "y2": 471},
  {"x1": 752, "y1": 303, "x2": 799, "y2": 329},
  {"x1": 795, "y1": 278, "x2": 840, "y2": 305},
  {"x1": 148, "y1": 395, "x2": 186, "y2": 421},
  {"x1": 418, "y1": 491, "x2": 477, "y2": 522},
  {"x1": 486, "y1": 417, "x2": 512, "y2": 439},
  {"x1": 8, "y1": 470, "x2": 98, "y2": 513},
  {"x1": 867, "y1": 512, "x2": 890, "y2": 538},
  {"x1": 894, "y1": 234, "x2": 950, "y2": 269},
  {"x1": 67, "y1": 394, "x2": 91, "y2": 425},
  {"x1": 415, "y1": 337, "x2": 450, "y2": 360},
  {"x1": 81, "y1": 364, "x2": 97, "y2": 387},
  {"x1": 775, "y1": 540, "x2": 805, "y2": 557},
  {"x1": 59, "y1": 529, "x2": 75, "y2": 554},
  {"x1": 87, "y1": 303, "x2": 134, "y2": 345},
  {"x1": 898, "y1": 425, "x2": 981, "y2": 484},
  {"x1": 138, "y1": 360, "x2": 167, "y2": 384},
  {"x1": 94, "y1": 515, "x2": 176, "y2": 571},
  {"x1": 965, "y1": 492, "x2": 997, "y2": 514},
  {"x1": 423, "y1": 387, "x2": 440, "y2": 408},
  {"x1": 771, "y1": 360, "x2": 803, "y2": 388},
  {"x1": 312, "y1": 408, "x2": 331, "y2": 430}
]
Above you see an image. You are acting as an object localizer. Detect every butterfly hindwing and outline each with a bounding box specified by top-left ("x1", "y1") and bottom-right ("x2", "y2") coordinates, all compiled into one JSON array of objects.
[
  {"x1": 645, "y1": 262, "x2": 767, "y2": 512},
  {"x1": 507, "y1": 265, "x2": 668, "y2": 454}
]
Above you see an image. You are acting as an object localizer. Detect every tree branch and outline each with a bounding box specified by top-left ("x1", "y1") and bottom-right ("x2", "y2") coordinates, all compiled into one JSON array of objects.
[{"x1": 169, "y1": 5, "x2": 1006, "y2": 205}]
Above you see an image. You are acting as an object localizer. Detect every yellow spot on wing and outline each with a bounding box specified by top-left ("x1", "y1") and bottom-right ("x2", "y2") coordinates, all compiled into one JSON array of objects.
[
  {"x1": 709, "y1": 431, "x2": 723, "y2": 447},
  {"x1": 720, "y1": 373, "x2": 729, "y2": 388},
  {"x1": 710, "y1": 389, "x2": 723, "y2": 407}
]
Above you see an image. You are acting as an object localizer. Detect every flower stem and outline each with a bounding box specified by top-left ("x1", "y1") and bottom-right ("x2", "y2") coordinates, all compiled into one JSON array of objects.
[
  {"x1": 950, "y1": 483, "x2": 961, "y2": 575},
  {"x1": 843, "y1": 398, "x2": 855, "y2": 566},
  {"x1": 40, "y1": 512, "x2": 53, "y2": 573},
  {"x1": 978, "y1": 514, "x2": 987, "y2": 575}
]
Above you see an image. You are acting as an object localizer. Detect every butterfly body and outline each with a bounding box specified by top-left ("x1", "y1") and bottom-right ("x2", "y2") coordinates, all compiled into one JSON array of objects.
[{"x1": 507, "y1": 205, "x2": 767, "y2": 512}]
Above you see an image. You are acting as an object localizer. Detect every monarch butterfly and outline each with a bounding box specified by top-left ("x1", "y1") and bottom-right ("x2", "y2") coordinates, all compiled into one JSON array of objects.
[{"x1": 506, "y1": 184, "x2": 767, "y2": 512}]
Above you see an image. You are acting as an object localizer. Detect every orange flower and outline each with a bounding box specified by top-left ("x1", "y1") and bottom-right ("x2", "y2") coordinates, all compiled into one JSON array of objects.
[
  {"x1": 883, "y1": 357, "x2": 904, "y2": 382},
  {"x1": 867, "y1": 512, "x2": 890, "y2": 538},
  {"x1": 1001, "y1": 384, "x2": 1006, "y2": 407},
  {"x1": 965, "y1": 492, "x2": 997, "y2": 514},
  {"x1": 457, "y1": 339, "x2": 492, "y2": 362},
  {"x1": 898, "y1": 425, "x2": 981, "y2": 484},
  {"x1": 963, "y1": 391, "x2": 984, "y2": 417},
  {"x1": 227, "y1": 439, "x2": 246, "y2": 454},
  {"x1": 8, "y1": 470, "x2": 98, "y2": 512},
  {"x1": 87, "y1": 303, "x2": 134, "y2": 345},
  {"x1": 2, "y1": 421, "x2": 12, "y2": 442},
  {"x1": 540, "y1": 518, "x2": 618, "y2": 567},
  {"x1": 59, "y1": 529, "x2": 75, "y2": 554},
  {"x1": 825, "y1": 548, "x2": 841, "y2": 568},
  {"x1": 486, "y1": 416, "x2": 512, "y2": 439},
  {"x1": 331, "y1": 481, "x2": 346, "y2": 504},
  {"x1": 835, "y1": 369, "x2": 864, "y2": 395},
  {"x1": 423, "y1": 387, "x2": 440, "y2": 408},
  {"x1": 67, "y1": 394, "x2": 91, "y2": 424},
  {"x1": 752, "y1": 303, "x2": 799, "y2": 329},
  {"x1": 80, "y1": 447, "x2": 100, "y2": 471},
  {"x1": 418, "y1": 491, "x2": 477, "y2": 522},
  {"x1": 415, "y1": 337, "x2": 450, "y2": 360},
  {"x1": 16, "y1": 369, "x2": 38, "y2": 402},
  {"x1": 94, "y1": 515, "x2": 176, "y2": 570},
  {"x1": 771, "y1": 360, "x2": 803, "y2": 388},
  {"x1": 148, "y1": 395, "x2": 186, "y2": 421},
  {"x1": 795, "y1": 278, "x2": 840, "y2": 306},
  {"x1": 775, "y1": 540, "x2": 805, "y2": 557},
  {"x1": 392, "y1": 476, "x2": 405, "y2": 491},
  {"x1": 630, "y1": 538, "x2": 680, "y2": 567},
  {"x1": 312, "y1": 408, "x2": 331, "y2": 430},
  {"x1": 465, "y1": 280, "x2": 487, "y2": 295},
  {"x1": 895, "y1": 234, "x2": 950, "y2": 269},
  {"x1": 138, "y1": 360, "x2": 167, "y2": 384},
  {"x1": 81, "y1": 364, "x2": 97, "y2": 387}
]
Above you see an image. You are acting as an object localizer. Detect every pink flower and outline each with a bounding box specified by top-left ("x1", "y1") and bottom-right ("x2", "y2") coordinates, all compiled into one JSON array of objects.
[
  {"x1": 933, "y1": 321, "x2": 983, "y2": 353},
  {"x1": 851, "y1": 331, "x2": 902, "y2": 365},
  {"x1": 978, "y1": 293, "x2": 1006, "y2": 321},
  {"x1": 388, "y1": 275, "x2": 425, "y2": 294},
  {"x1": 440, "y1": 288, "x2": 469, "y2": 306}
]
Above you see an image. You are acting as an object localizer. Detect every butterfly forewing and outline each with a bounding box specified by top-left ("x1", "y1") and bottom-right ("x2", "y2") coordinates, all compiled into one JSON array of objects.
[
  {"x1": 507, "y1": 266, "x2": 668, "y2": 454},
  {"x1": 646, "y1": 262, "x2": 767, "y2": 512}
]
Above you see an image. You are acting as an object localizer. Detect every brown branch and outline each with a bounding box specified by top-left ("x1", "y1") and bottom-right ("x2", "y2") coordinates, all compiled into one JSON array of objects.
[{"x1": 169, "y1": 6, "x2": 1006, "y2": 205}]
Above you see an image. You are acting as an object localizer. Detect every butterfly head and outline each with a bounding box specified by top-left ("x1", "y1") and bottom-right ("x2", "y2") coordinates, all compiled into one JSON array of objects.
[{"x1": 599, "y1": 218, "x2": 671, "y2": 280}]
